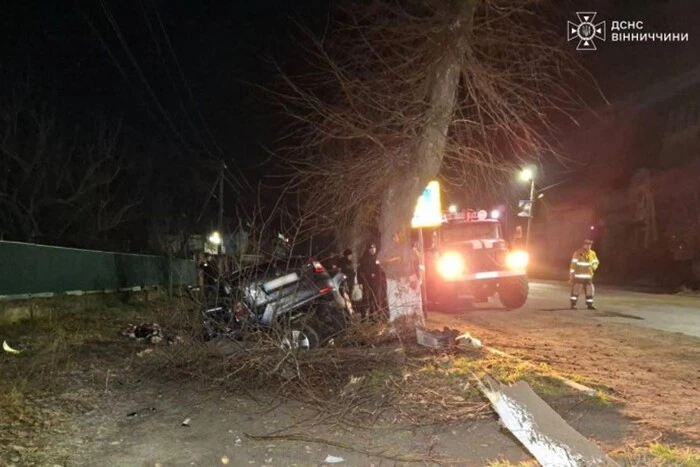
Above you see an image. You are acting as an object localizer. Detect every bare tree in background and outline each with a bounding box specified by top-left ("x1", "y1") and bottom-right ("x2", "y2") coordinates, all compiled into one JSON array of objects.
[
  {"x1": 270, "y1": 0, "x2": 593, "y2": 320},
  {"x1": 0, "y1": 93, "x2": 141, "y2": 249}
]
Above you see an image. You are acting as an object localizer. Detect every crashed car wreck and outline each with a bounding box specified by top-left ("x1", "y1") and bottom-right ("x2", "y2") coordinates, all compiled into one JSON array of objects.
[{"x1": 191, "y1": 256, "x2": 350, "y2": 349}]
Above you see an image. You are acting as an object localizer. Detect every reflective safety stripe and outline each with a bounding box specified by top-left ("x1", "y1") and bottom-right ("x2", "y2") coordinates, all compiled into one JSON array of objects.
[
  {"x1": 570, "y1": 296, "x2": 578, "y2": 300},
  {"x1": 574, "y1": 274, "x2": 592, "y2": 279},
  {"x1": 585, "y1": 299, "x2": 594, "y2": 303},
  {"x1": 576, "y1": 262, "x2": 591, "y2": 266}
]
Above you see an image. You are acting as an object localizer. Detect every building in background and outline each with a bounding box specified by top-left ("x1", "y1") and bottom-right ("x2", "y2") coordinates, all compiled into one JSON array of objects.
[{"x1": 536, "y1": 64, "x2": 700, "y2": 288}]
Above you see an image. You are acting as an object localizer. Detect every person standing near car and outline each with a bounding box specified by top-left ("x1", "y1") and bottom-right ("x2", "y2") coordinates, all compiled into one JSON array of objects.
[
  {"x1": 358, "y1": 243, "x2": 387, "y2": 321},
  {"x1": 336, "y1": 248, "x2": 360, "y2": 313},
  {"x1": 199, "y1": 254, "x2": 219, "y2": 287},
  {"x1": 198, "y1": 254, "x2": 220, "y2": 304},
  {"x1": 337, "y1": 249, "x2": 356, "y2": 292},
  {"x1": 569, "y1": 238, "x2": 600, "y2": 310}
]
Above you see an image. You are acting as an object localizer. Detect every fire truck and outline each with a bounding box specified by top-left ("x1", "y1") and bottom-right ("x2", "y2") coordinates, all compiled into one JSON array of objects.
[{"x1": 422, "y1": 209, "x2": 529, "y2": 309}]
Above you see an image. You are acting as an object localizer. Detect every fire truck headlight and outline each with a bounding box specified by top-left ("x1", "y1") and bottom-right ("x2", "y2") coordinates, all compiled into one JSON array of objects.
[
  {"x1": 437, "y1": 252, "x2": 465, "y2": 279},
  {"x1": 506, "y1": 250, "x2": 529, "y2": 270}
]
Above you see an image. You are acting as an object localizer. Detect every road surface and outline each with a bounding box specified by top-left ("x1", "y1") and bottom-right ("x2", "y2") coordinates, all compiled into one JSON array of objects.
[
  {"x1": 531, "y1": 281, "x2": 700, "y2": 338},
  {"x1": 427, "y1": 280, "x2": 700, "y2": 445}
]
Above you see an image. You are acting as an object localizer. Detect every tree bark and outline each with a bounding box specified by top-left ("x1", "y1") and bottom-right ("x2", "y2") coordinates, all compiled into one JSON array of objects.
[{"x1": 379, "y1": 0, "x2": 475, "y2": 322}]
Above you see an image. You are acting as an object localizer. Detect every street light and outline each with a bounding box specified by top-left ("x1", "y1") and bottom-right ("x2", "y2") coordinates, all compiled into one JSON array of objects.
[
  {"x1": 448, "y1": 204, "x2": 458, "y2": 213},
  {"x1": 208, "y1": 231, "x2": 222, "y2": 245},
  {"x1": 519, "y1": 168, "x2": 534, "y2": 182},
  {"x1": 519, "y1": 167, "x2": 536, "y2": 250}
]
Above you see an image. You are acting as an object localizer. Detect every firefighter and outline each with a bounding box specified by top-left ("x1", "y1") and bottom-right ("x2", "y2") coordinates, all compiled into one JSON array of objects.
[{"x1": 569, "y1": 239, "x2": 600, "y2": 310}]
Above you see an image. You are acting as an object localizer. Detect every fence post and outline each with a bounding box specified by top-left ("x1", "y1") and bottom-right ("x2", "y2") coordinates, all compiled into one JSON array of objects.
[{"x1": 167, "y1": 255, "x2": 173, "y2": 298}]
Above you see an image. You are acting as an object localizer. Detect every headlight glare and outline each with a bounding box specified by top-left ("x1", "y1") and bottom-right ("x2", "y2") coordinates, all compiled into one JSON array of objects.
[
  {"x1": 506, "y1": 250, "x2": 529, "y2": 270},
  {"x1": 437, "y1": 252, "x2": 465, "y2": 279}
]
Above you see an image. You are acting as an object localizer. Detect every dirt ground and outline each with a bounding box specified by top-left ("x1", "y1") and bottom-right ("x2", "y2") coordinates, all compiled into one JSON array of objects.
[
  {"x1": 1, "y1": 293, "x2": 699, "y2": 466},
  {"x1": 429, "y1": 305, "x2": 700, "y2": 447}
]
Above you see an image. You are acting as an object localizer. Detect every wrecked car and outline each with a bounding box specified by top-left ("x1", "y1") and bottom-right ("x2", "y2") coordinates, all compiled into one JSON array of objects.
[{"x1": 190, "y1": 256, "x2": 349, "y2": 349}]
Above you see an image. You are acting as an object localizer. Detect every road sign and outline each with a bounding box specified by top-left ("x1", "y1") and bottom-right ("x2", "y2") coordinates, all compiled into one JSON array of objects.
[
  {"x1": 412, "y1": 181, "x2": 443, "y2": 228},
  {"x1": 518, "y1": 200, "x2": 533, "y2": 218}
]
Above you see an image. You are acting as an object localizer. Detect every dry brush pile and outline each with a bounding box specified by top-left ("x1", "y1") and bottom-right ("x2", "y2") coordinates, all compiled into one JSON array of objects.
[{"x1": 150, "y1": 307, "x2": 496, "y2": 430}]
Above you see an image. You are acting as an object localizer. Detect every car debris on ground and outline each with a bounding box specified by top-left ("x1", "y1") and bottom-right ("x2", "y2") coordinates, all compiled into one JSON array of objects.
[
  {"x1": 476, "y1": 374, "x2": 619, "y2": 467},
  {"x1": 2, "y1": 340, "x2": 23, "y2": 354},
  {"x1": 415, "y1": 326, "x2": 481, "y2": 349},
  {"x1": 121, "y1": 323, "x2": 181, "y2": 345}
]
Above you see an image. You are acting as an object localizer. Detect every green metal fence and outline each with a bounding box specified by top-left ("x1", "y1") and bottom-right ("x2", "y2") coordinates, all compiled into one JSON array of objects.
[{"x1": 0, "y1": 240, "x2": 196, "y2": 297}]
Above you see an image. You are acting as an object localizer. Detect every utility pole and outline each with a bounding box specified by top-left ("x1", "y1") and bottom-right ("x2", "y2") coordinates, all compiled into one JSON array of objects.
[
  {"x1": 525, "y1": 177, "x2": 535, "y2": 251},
  {"x1": 218, "y1": 161, "x2": 225, "y2": 256},
  {"x1": 217, "y1": 160, "x2": 227, "y2": 277}
]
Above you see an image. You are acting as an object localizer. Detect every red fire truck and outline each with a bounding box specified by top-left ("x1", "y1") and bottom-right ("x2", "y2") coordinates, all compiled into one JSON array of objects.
[{"x1": 422, "y1": 209, "x2": 529, "y2": 309}]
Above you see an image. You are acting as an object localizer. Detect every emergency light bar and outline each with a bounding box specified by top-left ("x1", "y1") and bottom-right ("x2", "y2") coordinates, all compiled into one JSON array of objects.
[{"x1": 442, "y1": 209, "x2": 498, "y2": 223}]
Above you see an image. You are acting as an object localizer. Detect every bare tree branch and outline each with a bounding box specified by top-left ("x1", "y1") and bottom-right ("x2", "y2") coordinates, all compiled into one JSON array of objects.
[
  {"x1": 267, "y1": 0, "x2": 597, "y2": 276},
  {"x1": 0, "y1": 90, "x2": 141, "y2": 247}
]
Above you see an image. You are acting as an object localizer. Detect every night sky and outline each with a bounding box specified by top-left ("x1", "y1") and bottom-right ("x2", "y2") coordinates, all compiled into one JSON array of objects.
[
  {"x1": 2, "y1": 0, "x2": 697, "y2": 250},
  {"x1": 2, "y1": 1, "x2": 328, "y2": 168},
  {"x1": 2, "y1": 0, "x2": 331, "y2": 248}
]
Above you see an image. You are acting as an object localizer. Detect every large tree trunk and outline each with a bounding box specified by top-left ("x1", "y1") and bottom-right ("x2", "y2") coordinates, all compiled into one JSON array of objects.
[{"x1": 379, "y1": 1, "x2": 475, "y2": 322}]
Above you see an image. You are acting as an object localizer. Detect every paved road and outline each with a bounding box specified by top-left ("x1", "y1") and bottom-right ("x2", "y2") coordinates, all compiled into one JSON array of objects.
[{"x1": 526, "y1": 281, "x2": 700, "y2": 338}]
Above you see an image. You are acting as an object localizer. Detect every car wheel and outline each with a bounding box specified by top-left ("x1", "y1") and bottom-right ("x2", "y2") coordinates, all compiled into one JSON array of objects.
[
  {"x1": 498, "y1": 276, "x2": 529, "y2": 310},
  {"x1": 280, "y1": 322, "x2": 320, "y2": 351},
  {"x1": 315, "y1": 302, "x2": 349, "y2": 342}
]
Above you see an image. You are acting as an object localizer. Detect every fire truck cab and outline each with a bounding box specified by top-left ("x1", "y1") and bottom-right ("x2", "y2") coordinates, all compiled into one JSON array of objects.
[{"x1": 423, "y1": 209, "x2": 529, "y2": 310}]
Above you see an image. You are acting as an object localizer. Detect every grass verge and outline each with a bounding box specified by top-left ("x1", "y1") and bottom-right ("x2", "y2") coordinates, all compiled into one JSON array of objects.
[
  {"x1": 1, "y1": 297, "x2": 629, "y2": 464},
  {"x1": 0, "y1": 293, "x2": 195, "y2": 464}
]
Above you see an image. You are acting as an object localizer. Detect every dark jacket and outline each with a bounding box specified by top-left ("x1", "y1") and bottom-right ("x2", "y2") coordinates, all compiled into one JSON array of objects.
[
  {"x1": 199, "y1": 259, "x2": 219, "y2": 286},
  {"x1": 337, "y1": 256, "x2": 356, "y2": 285},
  {"x1": 358, "y1": 252, "x2": 383, "y2": 288}
]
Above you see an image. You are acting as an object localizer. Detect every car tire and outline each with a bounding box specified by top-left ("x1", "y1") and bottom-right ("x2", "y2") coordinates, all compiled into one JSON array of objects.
[
  {"x1": 316, "y1": 304, "x2": 349, "y2": 342},
  {"x1": 498, "y1": 276, "x2": 529, "y2": 310},
  {"x1": 281, "y1": 322, "x2": 320, "y2": 351}
]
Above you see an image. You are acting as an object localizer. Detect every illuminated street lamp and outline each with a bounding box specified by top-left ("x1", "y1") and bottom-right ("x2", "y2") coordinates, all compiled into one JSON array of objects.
[
  {"x1": 519, "y1": 167, "x2": 534, "y2": 183},
  {"x1": 448, "y1": 204, "x2": 458, "y2": 214},
  {"x1": 208, "y1": 231, "x2": 222, "y2": 246},
  {"x1": 518, "y1": 167, "x2": 536, "y2": 250}
]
